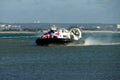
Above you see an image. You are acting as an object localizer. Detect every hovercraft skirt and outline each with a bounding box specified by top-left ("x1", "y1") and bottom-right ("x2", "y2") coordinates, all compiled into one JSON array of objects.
[{"x1": 36, "y1": 38, "x2": 72, "y2": 46}]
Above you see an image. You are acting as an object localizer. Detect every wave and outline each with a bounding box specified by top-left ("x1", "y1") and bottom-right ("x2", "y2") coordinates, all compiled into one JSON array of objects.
[
  {"x1": 0, "y1": 34, "x2": 41, "y2": 39},
  {"x1": 67, "y1": 42, "x2": 120, "y2": 46},
  {"x1": 67, "y1": 37, "x2": 120, "y2": 46},
  {"x1": 0, "y1": 36, "x2": 36, "y2": 39}
]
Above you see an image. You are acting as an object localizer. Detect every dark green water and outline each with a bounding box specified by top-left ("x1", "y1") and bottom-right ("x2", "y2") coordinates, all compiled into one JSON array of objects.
[{"x1": 0, "y1": 32, "x2": 120, "y2": 80}]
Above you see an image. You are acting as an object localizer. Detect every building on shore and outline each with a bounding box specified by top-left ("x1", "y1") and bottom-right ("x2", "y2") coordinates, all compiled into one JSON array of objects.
[
  {"x1": 0, "y1": 24, "x2": 22, "y2": 31},
  {"x1": 117, "y1": 24, "x2": 120, "y2": 28},
  {"x1": 117, "y1": 24, "x2": 120, "y2": 31}
]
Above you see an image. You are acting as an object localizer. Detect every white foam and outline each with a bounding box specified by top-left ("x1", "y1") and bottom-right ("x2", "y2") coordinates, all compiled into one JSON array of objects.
[{"x1": 67, "y1": 37, "x2": 120, "y2": 46}]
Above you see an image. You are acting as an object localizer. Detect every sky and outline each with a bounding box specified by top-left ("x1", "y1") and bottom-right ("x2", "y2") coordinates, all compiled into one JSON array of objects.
[{"x1": 0, "y1": 0, "x2": 120, "y2": 23}]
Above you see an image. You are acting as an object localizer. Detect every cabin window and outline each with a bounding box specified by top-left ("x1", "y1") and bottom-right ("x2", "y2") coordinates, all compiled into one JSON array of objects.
[{"x1": 63, "y1": 35, "x2": 67, "y2": 38}]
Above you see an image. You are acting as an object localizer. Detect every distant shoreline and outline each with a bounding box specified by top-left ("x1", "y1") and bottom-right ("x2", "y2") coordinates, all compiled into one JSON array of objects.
[
  {"x1": 82, "y1": 30, "x2": 120, "y2": 33},
  {"x1": 0, "y1": 30, "x2": 120, "y2": 34},
  {"x1": 0, "y1": 31, "x2": 35, "y2": 34}
]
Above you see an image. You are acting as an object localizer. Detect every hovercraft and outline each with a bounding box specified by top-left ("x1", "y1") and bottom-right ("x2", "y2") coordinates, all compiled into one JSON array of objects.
[{"x1": 36, "y1": 25, "x2": 82, "y2": 46}]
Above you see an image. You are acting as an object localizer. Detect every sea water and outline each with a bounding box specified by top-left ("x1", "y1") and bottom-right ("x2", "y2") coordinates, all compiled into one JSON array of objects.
[{"x1": 0, "y1": 32, "x2": 120, "y2": 80}]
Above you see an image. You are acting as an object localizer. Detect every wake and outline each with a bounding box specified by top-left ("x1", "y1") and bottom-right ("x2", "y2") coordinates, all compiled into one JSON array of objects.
[{"x1": 67, "y1": 37, "x2": 120, "y2": 46}]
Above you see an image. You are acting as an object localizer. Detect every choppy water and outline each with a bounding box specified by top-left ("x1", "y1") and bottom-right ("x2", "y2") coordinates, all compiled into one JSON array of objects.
[{"x1": 0, "y1": 32, "x2": 120, "y2": 80}]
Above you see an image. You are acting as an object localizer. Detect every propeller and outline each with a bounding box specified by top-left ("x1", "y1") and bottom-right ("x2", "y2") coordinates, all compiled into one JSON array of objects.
[{"x1": 70, "y1": 28, "x2": 82, "y2": 40}]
